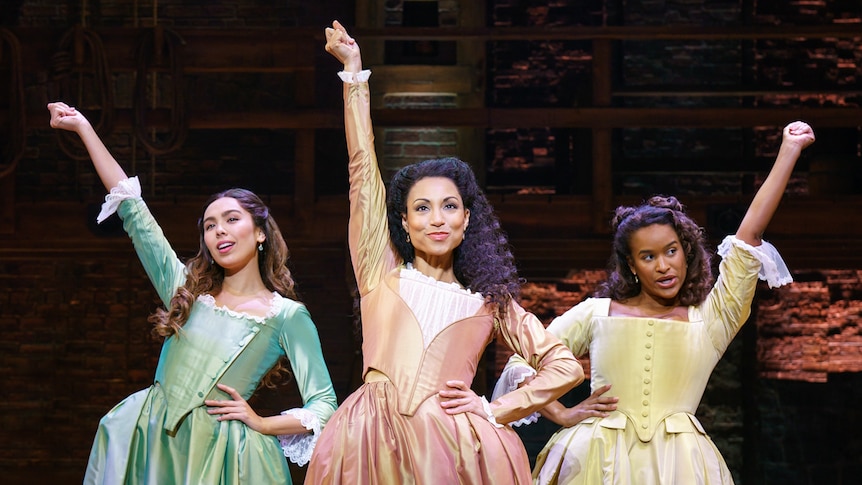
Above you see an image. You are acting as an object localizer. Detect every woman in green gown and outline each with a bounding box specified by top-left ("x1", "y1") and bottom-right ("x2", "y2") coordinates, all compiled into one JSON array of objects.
[{"x1": 47, "y1": 102, "x2": 337, "y2": 484}]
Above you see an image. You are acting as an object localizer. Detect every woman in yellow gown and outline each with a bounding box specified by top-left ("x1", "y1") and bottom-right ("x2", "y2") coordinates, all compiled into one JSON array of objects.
[
  {"x1": 497, "y1": 122, "x2": 815, "y2": 484},
  {"x1": 306, "y1": 21, "x2": 583, "y2": 484}
]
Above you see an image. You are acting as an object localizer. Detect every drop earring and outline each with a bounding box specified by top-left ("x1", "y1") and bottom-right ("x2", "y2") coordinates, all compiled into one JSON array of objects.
[
  {"x1": 406, "y1": 233, "x2": 411, "y2": 243},
  {"x1": 633, "y1": 273, "x2": 639, "y2": 284},
  {"x1": 258, "y1": 242, "x2": 264, "y2": 252}
]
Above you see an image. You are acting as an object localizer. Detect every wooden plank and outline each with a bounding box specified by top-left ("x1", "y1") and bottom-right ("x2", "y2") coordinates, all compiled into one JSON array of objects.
[{"x1": 368, "y1": 65, "x2": 476, "y2": 96}]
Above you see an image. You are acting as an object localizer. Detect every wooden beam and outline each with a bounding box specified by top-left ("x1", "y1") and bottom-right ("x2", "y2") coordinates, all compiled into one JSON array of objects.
[
  {"x1": 14, "y1": 27, "x2": 321, "y2": 73},
  {"x1": 13, "y1": 24, "x2": 861, "y2": 74},
  {"x1": 22, "y1": 107, "x2": 861, "y2": 131},
  {"x1": 349, "y1": 25, "x2": 862, "y2": 41}
]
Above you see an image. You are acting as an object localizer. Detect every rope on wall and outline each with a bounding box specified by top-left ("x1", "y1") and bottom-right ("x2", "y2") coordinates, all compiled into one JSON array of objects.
[
  {"x1": 133, "y1": 25, "x2": 188, "y2": 155},
  {"x1": 50, "y1": 24, "x2": 115, "y2": 160},
  {"x1": 0, "y1": 28, "x2": 25, "y2": 180}
]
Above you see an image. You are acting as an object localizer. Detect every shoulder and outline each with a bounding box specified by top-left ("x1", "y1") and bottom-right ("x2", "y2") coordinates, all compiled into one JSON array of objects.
[
  {"x1": 270, "y1": 295, "x2": 314, "y2": 327},
  {"x1": 564, "y1": 297, "x2": 610, "y2": 317}
]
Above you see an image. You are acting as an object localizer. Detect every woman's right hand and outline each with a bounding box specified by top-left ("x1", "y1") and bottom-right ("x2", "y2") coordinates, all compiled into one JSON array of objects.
[
  {"x1": 47, "y1": 102, "x2": 90, "y2": 133},
  {"x1": 542, "y1": 384, "x2": 619, "y2": 428},
  {"x1": 324, "y1": 20, "x2": 362, "y2": 72}
]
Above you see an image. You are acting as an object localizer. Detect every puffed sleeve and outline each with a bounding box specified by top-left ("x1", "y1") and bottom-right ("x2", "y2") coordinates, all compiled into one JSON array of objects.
[
  {"x1": 275, "y1": 303, "x2": 338, "y2": 466},
  {"x1": 701, "y1": 235, "x2": 791, "y2": 354},
  {"x1": 488, "y1": 301, "x2": 583, "y2": 425},
  {"x1": 343, "y1": 75, "x2": 401, "y2": 296},
  {"x1": 115, "y1": 187, "x2": 187, "y2": 307},
  {"x1": 492, "y1": 298, "x2": 597, "y2": 425}
]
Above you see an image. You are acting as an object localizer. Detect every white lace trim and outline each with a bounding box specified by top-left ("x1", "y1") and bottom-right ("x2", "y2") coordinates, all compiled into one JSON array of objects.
[
  {"x1": 481, "y1": 396, "x2": 504, "y2": 428},
  {"x1": 337, "y1": 69, "x2": 371, "y2": 83},
  {"x1": 491, "y1": 363, "x2": 540, "y2": 427},
  {"x1": 277, "y1": 408, "x2": 321, "y2": 466},
  {"x1": 97, "y1": 176, "x2": 142, "y2": 223},
  {"x1": 400, "y1": 264, "x2": 484, "y2": 348},
  {"x1": 196, "y1": 293, "x2": 280, "y2": 324},
  {"x1": 717, "y1": 235, "x2": 793, "y2": 288}
]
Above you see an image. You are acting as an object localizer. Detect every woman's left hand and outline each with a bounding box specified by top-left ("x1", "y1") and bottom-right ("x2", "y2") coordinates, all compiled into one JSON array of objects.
[
  {"x1": 205, "y1": 383, "x2": 264, "y2": 432},
  {"x1": 438, "y1": 380, "x2": 486, "y2": 418}
]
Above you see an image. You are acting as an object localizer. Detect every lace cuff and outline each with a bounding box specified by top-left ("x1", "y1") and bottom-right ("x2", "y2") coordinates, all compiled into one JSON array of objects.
[
  {"x1": 97, "y1": 176, "x2": 141, "y2": 223},
  {"x1": 491, "y1": 363, "x2": 540, "y2": 427},
  {"x1": 337, "y1": 69, "x2": 371, "y2": 83},
  {"x1": 481, "y1": 396, "x2": 504, "y2": 428},
  {"x1": 277, "y1": 408, "x2": 321, "y2": 466},
  {"x1": 717, "y1": 235, "x2": 793, "y2": 288}
]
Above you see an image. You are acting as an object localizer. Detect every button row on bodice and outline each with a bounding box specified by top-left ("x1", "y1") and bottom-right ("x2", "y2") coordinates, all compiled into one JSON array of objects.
[{"x1": 640, "y1": 320, "x2": 656, "y2": 429}]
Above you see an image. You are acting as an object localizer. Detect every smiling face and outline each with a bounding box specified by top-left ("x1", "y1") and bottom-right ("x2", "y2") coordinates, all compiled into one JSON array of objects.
[
  {"x1": 627, "y1": 223, "x2": 687, "y2": 306},
  {"x1": 202, "y1": 197, "x2": 265, "y2": 275},
  {"x1": 401, "y1": 176, "x2": 470, "y2": 268}
]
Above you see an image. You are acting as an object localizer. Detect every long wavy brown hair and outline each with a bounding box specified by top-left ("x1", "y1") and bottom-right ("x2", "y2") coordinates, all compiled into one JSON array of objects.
[
  {"x1": 148, "y1": 188, "x2": 298, "y2": 388},
  {"x1": 595, "y1": 195, "x2": 714, "y2": 306}
]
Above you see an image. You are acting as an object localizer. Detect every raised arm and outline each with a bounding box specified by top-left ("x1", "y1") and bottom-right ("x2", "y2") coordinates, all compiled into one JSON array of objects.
[
  {"x1": 47, "y1": 102, "x2": 128, "y2": 191},
  {"x1": 736, "y1": 121, "x2": 815, "y2": 246},
  {"x1": 325, "y1": 20, "x2": 362, "y2": 73},
  {"x1": 324, "y1": 21, "x2": 399, "y2": 294}
]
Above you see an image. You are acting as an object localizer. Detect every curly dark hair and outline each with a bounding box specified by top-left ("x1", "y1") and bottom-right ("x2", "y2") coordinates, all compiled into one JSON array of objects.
[
  {"x1": 148, "y1": 188, "x2": 297, "y2": 387},
  {"x1": 595, "y1": 195, "x2": 713, "y2": 306},
  {"x1": 386, "y1": 157, "x2": 521, "y2": 316}
]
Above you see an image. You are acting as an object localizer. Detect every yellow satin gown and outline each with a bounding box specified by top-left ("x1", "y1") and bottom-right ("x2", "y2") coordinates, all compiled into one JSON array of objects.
[{"x1": 509, "y1": 239, "x2": 784, "y2": 485}]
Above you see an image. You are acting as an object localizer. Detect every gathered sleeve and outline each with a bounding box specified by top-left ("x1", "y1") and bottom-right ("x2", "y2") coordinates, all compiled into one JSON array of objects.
[
  {"x1": 275, "y1": 303, "x2": 338, "y2": 466},
  {"x1": 492, "y1": 298, "x2": 598, "y2": 425},
  {"x1": 109, "y1": 177, "x2": 186, "y2": 307},
  {"x1": 702, "y1": 235, "x2": 792, "y2": 354},
  {"x1": 488, "y1": 301, "x2": 583, "y2": 425},
  {"x1": 343, "y1": 74, "x2": 401, "y2": 296}
]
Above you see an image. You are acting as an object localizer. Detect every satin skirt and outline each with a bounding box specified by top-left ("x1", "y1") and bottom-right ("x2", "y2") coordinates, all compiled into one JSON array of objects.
[
  {"x1": 533, "y1": 416, "x2": 733, "y2": 485},
  {"x1": 306, "y1": 379, "x2": 532, "y2": 484},
  {"x1": 83, "y1": 385, "x2": 292, "y2": 485}
]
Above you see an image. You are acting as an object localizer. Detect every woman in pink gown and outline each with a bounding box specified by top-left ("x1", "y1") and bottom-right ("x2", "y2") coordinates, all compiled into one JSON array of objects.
[{"x1": 306, "y1": 21, "x2": 584, "y2": 484}]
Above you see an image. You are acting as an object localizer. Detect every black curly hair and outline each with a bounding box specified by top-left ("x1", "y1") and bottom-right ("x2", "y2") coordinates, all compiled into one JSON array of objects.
[
  {"x1": 595, "y1": 195, "x2": 713, "y2": 306},
  {"x1": 386, "y1": 157, "x2": 521, "y2": 315}
]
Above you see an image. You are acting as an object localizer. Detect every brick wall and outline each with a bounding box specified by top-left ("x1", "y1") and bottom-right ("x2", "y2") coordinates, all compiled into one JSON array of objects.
[
  {"x1": 4, "y1": 1, "x2": 357, "y2": 483},
  {"x1": 4, "y1": 1, "x2": 862, "y2": 484}
]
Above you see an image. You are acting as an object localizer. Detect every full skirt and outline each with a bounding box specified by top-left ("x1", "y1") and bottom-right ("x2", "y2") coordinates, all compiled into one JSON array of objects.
[
  {"x1": 83, "y1": 385, "x2": 292, "y2": 485},
  {"x1": 533, "y1": 416, "x2": 733, "y2": 485},
  {"x1": 306, "y1": 380, "x2": 532, "y2": 484}
]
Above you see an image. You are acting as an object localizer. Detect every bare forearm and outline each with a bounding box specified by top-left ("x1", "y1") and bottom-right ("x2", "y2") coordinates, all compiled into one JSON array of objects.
[
  {"x1": 76, "y1": 123, "x2": 129, "y2": 191},
  {"x1": 537, "y1": 400, "x2": 569, "y2": 426},
  {"x1": 258, "y1": 413, "x2": 313, "y2": 436}
]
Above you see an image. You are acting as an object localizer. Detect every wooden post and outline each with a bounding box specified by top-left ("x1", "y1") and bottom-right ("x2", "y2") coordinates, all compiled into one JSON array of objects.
[
  {"x1": 591, "y1": 39, "x2": 614, "y2": 233},
  {"x1": 0, "y1": 175, "x2": 13, "y2": 234},
  {"x1": 294, "y1": 129, "x2": 315, "y2": 235},
  {"x1": 294, "y1": 36, "x2": 315, "y2": 235}
]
